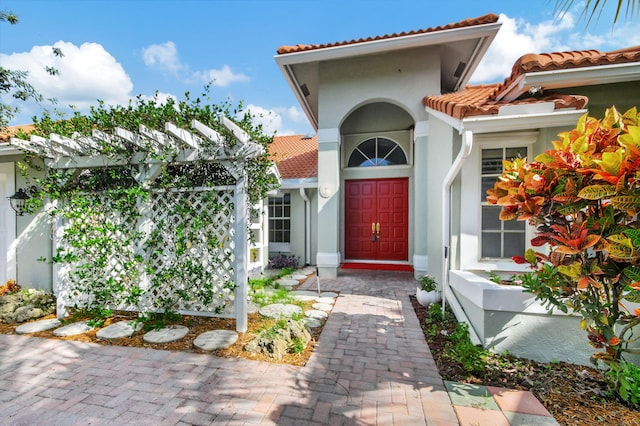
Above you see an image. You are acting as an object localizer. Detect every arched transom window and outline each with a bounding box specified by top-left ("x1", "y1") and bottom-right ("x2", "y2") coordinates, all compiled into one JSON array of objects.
[{"x1": 347, "y1": 137, "x2": 408, "y2": 167}]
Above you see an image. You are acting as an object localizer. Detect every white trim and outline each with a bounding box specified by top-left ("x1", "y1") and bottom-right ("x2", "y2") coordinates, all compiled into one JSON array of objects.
[
  {"x1": 279, "y1": 178, "x2": 318, "y2": 189},
  {"x1": 0, "y1": 162, "x2": 16, "y2": 284},
  {"x1": 413, "y1": 254, "x2": 428, "y2": 271},
  {"x1": 317, "y1": 128, "x2": 340, "y2": 144},
  {"x1": 269, "y1": 242, "x2": 291, "y2": 253},
  {"x1": 426, "y1": 107, "x2": 589, "y2": 135},
  {"x1": 316, "y1": 251, "x2": 341, "y2": 267},
  {"x1": 460, "y1": 132, "x2": 538, "y2": 271},
  {"x1": 414, "y1": 121, "x2": 429, "y2": 139},
  {"x1": 274, "y1": 24, "x2": 501, "y2": 66},
  {"x1": 0, "y1": 143, "x2": 22, "y2": 157},
  {"x1": 496, "y1": 62, "x2": 640, "y2": 101}
]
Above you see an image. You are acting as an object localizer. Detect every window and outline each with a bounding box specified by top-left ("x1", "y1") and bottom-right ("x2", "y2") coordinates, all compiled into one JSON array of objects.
[
  {"x1": 347, "y1": 137, "x2": 407, "y2": 167},
  {"x1": 268, "y1": 194, "x2": 291, "y2": 244},
  {"x1": 480, "y1": 147, "x2": 527, "y2": 259}
]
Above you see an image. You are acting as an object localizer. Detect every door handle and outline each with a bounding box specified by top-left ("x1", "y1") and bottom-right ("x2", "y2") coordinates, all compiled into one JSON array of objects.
[{"x1": 376, "y1": 222, "x2": 380, "y2": 234}]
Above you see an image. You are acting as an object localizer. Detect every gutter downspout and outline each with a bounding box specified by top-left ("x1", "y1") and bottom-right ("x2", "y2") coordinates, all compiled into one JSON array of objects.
[
  {"x1": 299, "y1": 188, "x2": 311, "y2": 266},
  {"x1": 441, "y1": 129, "x2": 481, "y2": 344}
]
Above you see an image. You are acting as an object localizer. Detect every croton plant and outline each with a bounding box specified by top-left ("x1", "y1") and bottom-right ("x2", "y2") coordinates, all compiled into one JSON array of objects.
[{"x1": 487, "y1": 106, "x2": 640, "y2": 367}]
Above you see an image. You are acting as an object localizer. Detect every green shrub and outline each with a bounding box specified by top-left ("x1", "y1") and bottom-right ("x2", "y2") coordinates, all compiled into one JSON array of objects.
[{"x1": 607, "y1": 361, "x2": 640, "y2": 407}]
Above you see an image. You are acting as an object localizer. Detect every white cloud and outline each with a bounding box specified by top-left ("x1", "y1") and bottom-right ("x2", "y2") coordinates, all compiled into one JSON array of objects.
[
  {"x1": 471, "y1": 13, "x2": 576, "y2": 83},
  {"x1": 193, "y1": 64, "x2": 249, "y2": 87},
  {"x1": 141, "y1": 41, "x2": 183, "y2": 74},
  {"x1": 0, "y1": 41, "x2": 133, "y2": 121},
  {"x1": 241, "y1": 104, "x2": 312, "y2": 136}
]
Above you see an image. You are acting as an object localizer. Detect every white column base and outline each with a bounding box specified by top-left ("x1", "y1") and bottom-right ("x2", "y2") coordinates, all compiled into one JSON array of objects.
[
  {"x1": 317, "y1": 252, "x2": 341, "y2": 278},
  {"x1": 413, "y1": 254, "x2": 428, "y2": 279}
]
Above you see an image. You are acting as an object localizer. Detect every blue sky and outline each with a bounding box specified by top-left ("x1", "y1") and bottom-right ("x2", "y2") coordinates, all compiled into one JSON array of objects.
[{"x1": 1, "y1": 0, "x2": 638, "y2": 135}]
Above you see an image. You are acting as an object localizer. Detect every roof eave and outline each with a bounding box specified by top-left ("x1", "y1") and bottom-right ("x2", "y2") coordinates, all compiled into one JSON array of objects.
[
  {"x1": 278, "y1": 63, "x2": 319, "y2": 131},
  {"x1": 0, "y1": 143, "x2": 23, "y2": 157},
  {"x1": 461, "y1": 108, "x2": 589, "y2": 134},
  {"x1": 274, "y1": 23, "x2": 501, "y2": 66},
  {"x1": 497, "y1": 62, "x2": 640, "y2": 101},
  {"x1": 426, "y1": 106, "x2": 589, "y2": 134}
]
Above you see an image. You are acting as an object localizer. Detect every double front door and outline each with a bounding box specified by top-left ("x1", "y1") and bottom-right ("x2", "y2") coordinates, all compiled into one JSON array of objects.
[{"x1": 344, "y1": 178, "x2": 408, "y2": 261}]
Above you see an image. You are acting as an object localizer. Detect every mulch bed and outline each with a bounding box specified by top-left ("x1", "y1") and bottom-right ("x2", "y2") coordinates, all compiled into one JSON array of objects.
[{"x1": 410, "y1": 295, "x2": 639, "y2": 426}]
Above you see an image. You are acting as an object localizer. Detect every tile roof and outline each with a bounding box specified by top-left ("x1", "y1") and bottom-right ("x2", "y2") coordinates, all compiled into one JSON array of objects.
[
  {"x1": 0, "y1": 124, "x2": 35, "y2": 142},
  {"x1": 276, "y1": 13, "x2": 499, "y2": 55},
  {"x1": 269, "y1": 134, "x2": 318, "y2": 179},
  {"x1": 424, "y1": 46, "x2": 640, "y2": 119}
]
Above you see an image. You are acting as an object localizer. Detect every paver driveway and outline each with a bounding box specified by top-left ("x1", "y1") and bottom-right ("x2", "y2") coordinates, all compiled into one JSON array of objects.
[{"x1": 0, "y1": 270, "x2": 458, "y2": 425}]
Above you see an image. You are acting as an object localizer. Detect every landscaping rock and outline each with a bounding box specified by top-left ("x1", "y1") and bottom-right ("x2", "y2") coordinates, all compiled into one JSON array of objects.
[
  {"x1": 259, "y1": 303, "x2": 302, "y2": 319},
  {"x1": 319, "y1": 292, "x2": 338, "y2": 298},
  {"x1": 96, "y1": 320, "x2": 142, "y2": 339},
  {"x1": 316, "y1": 296, "x2": 336, "y2": 304},
  {"x1": 15, "y1": 318, "x2": 61, "y2": 334},
  {"x1": 303, "y1": 318, "x2": 322, "y2": 329},
  {"x1": 0, "y1": 289, "x2": 56, "y2": 323},
  {"x1": 143, "y1": 325, "x2": 189, "y2": 344},
  {"x1": 53, "y1": 321, "x2": 94, "y2": 337},
  {"x1": 305, "y1": 309, "x2": 328, "y2": 320},
  {"x1": 275, "y1": 278, "x2": 298, "y2": 289},
  {"x1": 289, "y1": 291, "x2": 319, "y2": 302},
  {"x1": 193, "y1": 330, "x2": 238, "y2": 351},
  {"x1": 244, "y1": 319, "x2": 311, "y2": 360},
  {"x1": 312, "y1": 302, "x2": 333, "y2": 311}
]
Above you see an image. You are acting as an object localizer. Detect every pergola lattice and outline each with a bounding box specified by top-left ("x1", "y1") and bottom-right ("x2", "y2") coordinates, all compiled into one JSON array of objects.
[{"x1": 10, "y1": 117, "x2": 264, "y2": 332}]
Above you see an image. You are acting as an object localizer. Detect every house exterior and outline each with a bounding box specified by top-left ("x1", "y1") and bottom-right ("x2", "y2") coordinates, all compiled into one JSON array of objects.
[
  {"x1": 274, "y1": 16, "x2": 640, "y2": 364},
  {"x1": 2, "y1": 13, "x2": 640, "y2": 363}
]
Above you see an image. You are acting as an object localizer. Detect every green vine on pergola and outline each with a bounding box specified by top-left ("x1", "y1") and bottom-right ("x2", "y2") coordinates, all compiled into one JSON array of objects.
[{"x1": 11, "y1": 94, "x2": 280, "y2": 332}]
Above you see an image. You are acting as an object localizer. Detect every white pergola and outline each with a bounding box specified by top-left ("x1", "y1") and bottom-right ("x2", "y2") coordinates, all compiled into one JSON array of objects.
[{"x1": 10, "y1": 117, "x2": 265, "y2": 332}]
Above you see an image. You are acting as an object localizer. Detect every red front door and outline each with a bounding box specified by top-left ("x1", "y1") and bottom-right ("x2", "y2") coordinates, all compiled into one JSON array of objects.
[{"x1": 345, "y1": 178, "x2": 408, "y2": 261}]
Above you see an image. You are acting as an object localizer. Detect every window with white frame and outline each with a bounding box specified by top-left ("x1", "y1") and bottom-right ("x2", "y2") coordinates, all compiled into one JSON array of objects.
[
  {"x1": 347, "y1": 137, "x2": 407, "y2": 167},
  {"x1": 459, "y1": 132, "x2": 537, "y2": 270},
  {"x1": 268, "y1": 194, "x2": 291, "y2": 246},
  {"x1": 480, "y1": 147, "x2": 528, "y2": 259}
]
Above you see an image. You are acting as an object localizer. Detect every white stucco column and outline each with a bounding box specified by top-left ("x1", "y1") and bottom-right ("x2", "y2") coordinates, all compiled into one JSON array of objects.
[
  {"x1": 413, "y1": 121, "x2": 428, "y2": 278},
  {"x1": 316, "y1": 127, "x2": 341, "y2": 277}
]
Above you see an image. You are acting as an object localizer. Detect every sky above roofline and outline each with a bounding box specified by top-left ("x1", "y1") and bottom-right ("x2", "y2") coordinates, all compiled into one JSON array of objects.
[{"x1": 1, "y1": 1, "x2": 638, "y2": 136}]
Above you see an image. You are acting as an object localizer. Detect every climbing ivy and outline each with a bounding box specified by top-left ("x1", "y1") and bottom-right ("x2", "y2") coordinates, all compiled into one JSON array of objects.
[{"x1": 18, "y1": 88, "x2": 279, "y2": 321}]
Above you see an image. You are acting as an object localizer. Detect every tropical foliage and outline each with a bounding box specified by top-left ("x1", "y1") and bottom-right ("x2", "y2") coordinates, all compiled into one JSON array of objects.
[{"x1": 487, "y1": 106, "x2": 640, "y2": 404}]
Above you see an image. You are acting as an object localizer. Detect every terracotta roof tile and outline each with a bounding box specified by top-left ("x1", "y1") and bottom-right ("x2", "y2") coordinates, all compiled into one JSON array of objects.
[
  {"x1": 0, "y1": 124, "x2": 35, "y2": 142},
  {"x1": 276, "y1": 13, "x2": 499, "y2": 55},
  {"x1": 494, "y1": 46, "x2": 640, "y2": 96},
  {"x1": 269, "y1": 134, "x2": 318, "y2": 179},
  {"x1": 424, "y1": 46, "x2": 639, "y2": 120}
]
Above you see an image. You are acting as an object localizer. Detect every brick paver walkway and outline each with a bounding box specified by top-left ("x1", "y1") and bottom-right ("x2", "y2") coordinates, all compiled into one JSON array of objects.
[{"x1": 0, "y1": 270, "x2": 457, "y2": 425}]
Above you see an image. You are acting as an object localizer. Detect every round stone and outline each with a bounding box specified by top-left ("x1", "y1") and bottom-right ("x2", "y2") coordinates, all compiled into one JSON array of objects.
[
  {"x1": 193, "y1": 330, "x2": 238, "y2": 351},
  {"x1": 303, "y1": 318, "x2": 322, "y2": 329},
  {"x1": 259, "y1": 303, "x2": 303, "y2": 319},
  {"x1": 96, "y1": 320, "x2": 142, "y2": 340},
  {"x1": 247, "y1": 300, "x2": 260, "y2": 314},
  {"x1": 285, "y1": 274, "x2": 307, "y2": 280},
  {"x1": 320, "y1": 292, "x2": 339, "y2": 298},
  {"x1": 15, "y1": 318, "x2": 61, "y2": 334},
  {"x1": 312, "y1": 302, "x2": 333, "y2": 312},
  {"x1": 53, "y1": 321, "x2": 93, "y2": 337},
  {"x1": 298, "y1": 268, "x2": 316, "y2": 275},
  {"x1": 305, "y1": 309, "x2": 328, "y2": 320},
  {"x1": 143, "y1": 325, "x2": 189, "y2": 344},
  {"x1": 276, "y1": 279, "x2": 298, "y2": 288},
  {"x1": 315, "y1": 297, "x2": 335, "y2": 304},
  {"x1": 289, "y1": 290, "x2": 319, "y2": 302}
]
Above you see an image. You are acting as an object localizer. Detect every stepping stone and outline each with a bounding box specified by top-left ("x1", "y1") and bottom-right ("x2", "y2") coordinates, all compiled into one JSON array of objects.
[
  {"x1": 193, "y1": 330, "x2": 238, "y2": 351},
  {"x1": 303, "y1": 318, "x2": 322, "y2": 329},
  {"x1": 312, "y1": 302, "x2": 333, "y2": 311},
  {"x1": 305, "y1": 310, "x2": 328, "y2": 320},
  {"x1": 143, "y1": 325, "x2": 189, "y2": 344},
  {"x1": 15, "y1": 318, "x2": 61, "y2": 334},
  {"x1": 276, "y1": 278, "x2": 298, "y2": 288},
  {"x1": 299, "y1": 268, "x2": 316, "y2": 275},
  {"x1": 316, "y1": 297, "x2": 335, "y2": 304},
  {"x1": 320, "y1": 291, "x2": 338, "y2": 298},
  {"x1": 96, "y1": 320, "x2": 142, "y2": 340},
  {"x1": 285, "y1": 274, "x2": 307, "y2": 280},
  {"x1": 247, "y1": 300, "x2": 260, "y2": 314},
  {"x1": 290, "y1": 290, "x2": 320, "y2": 302},
  {"x1": 53, "y1": 321, "x2": 93, "y2": 337},
  {"x1": 259, "y1": 303, "x2": 303, "y2": 319}
]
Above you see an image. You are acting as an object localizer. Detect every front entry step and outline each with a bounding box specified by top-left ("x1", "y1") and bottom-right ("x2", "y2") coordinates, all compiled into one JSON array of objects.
[{"x1": 341, "y1": 262, "x2": 413, "y2": 272}]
